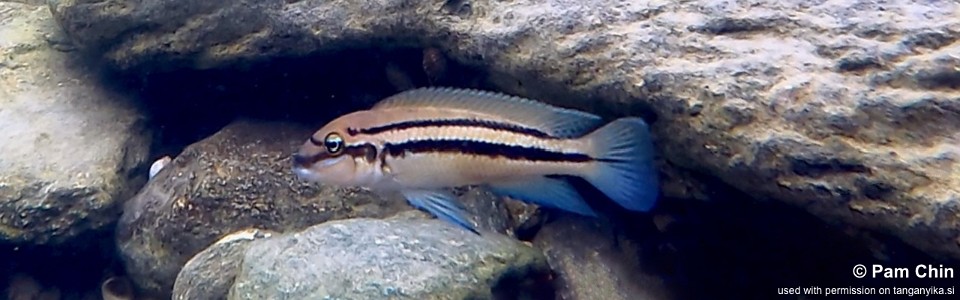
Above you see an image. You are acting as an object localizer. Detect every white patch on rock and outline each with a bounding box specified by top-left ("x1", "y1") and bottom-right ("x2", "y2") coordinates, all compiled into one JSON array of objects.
[{"x1": 149, "y1": 156, "x2": 172, "y2": 179}]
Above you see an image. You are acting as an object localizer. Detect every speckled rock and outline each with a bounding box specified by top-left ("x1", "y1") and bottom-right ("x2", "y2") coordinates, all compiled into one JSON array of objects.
[
  {"x1": 172, "y1": 228, "x2": 278, "y2": 300},
  {"x1": 533, "y1": 215, "x2": 671, "y2": 300},
  {"x1": 227, "y1": 215, "x2": 552, "y2": 300},
  {"x1": 118, "y1": 118, "x2": 518, "y2": 297},
  {"x1": 0, "y1": 2, "x2": 149, "y2": 245},
  {"x1": 50, "y1": 0, "x2": 960, "y2": 261},
  {"x1": 116, "y1": 119, "x2": 404, "y2": 297}
]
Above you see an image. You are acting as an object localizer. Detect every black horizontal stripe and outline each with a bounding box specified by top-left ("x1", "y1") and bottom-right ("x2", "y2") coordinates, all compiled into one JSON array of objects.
[
  {"x1": 384, "y1": 139, "x2": 595, "y2": 162},
  {"x1": 292, "y1": 143, "x2": 377, "y2": 166},
  {"x1": 347, "y1": 118, "x2": 556, "y2": 139},
  {"x1": 308, "y1": 136, "x2": 323, "y2": 146}
]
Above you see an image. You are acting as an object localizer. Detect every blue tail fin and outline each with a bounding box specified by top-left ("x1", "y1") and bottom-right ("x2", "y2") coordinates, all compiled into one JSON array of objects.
[{"x1": 581, "y1": 117, "x2": 659, "y2": 212}]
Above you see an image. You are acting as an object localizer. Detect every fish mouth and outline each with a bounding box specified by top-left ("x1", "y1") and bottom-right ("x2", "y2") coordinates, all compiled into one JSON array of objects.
[
  {"x1": 292, "y1": 166, "x2": 319, "y2": 182},
  {"x1": 291, "y1": 155, "x2": 349, "y2": 183}
]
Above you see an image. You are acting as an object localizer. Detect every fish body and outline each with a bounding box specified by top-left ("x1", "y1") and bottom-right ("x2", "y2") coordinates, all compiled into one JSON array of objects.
[{"x1": 292, "y1": 87, "x2": 659, "y2": 233}]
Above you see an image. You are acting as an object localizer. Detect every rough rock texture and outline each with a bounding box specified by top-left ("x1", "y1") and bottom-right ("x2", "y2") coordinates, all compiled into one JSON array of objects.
[
  {"x1": 227, "y1": 215, "x2": 553, "y2": 300},
  {"x1": 172, "y1": 228, "x2": 277, "y2": 300},
  {"x1": 49, "y1": 0, "x2": 960, "y2": 261},
  {"x1": 0, "y1": 2, "x2": 149, "y2": 245},
  {"x1": 532, "y1": 215, "x2": 671, "y2": 300},
  {"x1": 116, "y1": 119, "x2": 404, "y2": 297},
  {"x1": 118, "y1": 118, "x2": 518, "y2": 297}
]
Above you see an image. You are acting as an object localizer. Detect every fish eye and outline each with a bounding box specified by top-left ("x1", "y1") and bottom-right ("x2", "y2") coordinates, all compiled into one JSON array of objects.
[{"x1": 323, "y1": 132, "x2": 344, "y2": 154}]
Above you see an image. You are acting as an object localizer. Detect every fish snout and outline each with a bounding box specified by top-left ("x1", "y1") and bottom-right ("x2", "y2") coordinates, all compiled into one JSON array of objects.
[{"x1": 291, "y1": 153, "x2": 314, "y2": 168}]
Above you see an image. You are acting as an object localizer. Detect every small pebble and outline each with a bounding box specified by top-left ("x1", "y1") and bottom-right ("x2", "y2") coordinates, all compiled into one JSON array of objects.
[
  {"x1": 101, "y1": 276, "x2": 134, "y2": 300},
  {"x1": 149, "y1": 156, "x2": 172, "y2": 179}
]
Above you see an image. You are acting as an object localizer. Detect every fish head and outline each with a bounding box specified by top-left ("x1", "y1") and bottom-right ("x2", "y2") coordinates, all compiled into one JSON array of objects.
[{"x1": 291, "y1": 113, "x2": 375, "y2": 186}]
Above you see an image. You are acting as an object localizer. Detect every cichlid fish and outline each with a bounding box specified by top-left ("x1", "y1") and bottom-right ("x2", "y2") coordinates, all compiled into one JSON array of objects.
[{"x1": 292, "y1": 87, "x2": 659, "y2": 233}]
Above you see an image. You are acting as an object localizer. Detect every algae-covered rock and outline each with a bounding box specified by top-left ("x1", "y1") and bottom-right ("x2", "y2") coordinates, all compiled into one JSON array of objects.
[
  {"x1": 0, "y1": 2, "x2": 149, "y2": 245},
  {"x1": 172, "y1": 228, "x2": 278, "y2": 300},
  {"x1": 116, "y1": 119, "x2": 409, "y2": 297}
]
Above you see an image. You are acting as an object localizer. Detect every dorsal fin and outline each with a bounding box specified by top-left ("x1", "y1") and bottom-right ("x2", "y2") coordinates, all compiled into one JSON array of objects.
[{"x1": 371, "y1": 87, "x2": 603, "y2": 138}]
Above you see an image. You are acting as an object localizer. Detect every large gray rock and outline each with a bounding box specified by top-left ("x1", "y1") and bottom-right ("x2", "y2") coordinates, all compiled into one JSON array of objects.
[
  {"x1": 50, "y1": 0, "x2": 960, "y2": 261},
  {"x1": 118, "y1": 118, "x2": 520, "y2": 297},
  {"x1": 227, "y1": 215, "x2": 552, "y2": 300},
  {"x1": 172, "y1": 228, "x2": 278, "y2": 300},
  {"x1": 0, "y1": 2, "x2": 149, "y2": 245}
]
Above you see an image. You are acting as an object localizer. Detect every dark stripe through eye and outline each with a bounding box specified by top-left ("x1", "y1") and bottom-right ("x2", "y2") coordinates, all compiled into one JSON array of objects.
[
  {"x1": 295, "y1": 143, "x2": 377, "y2": 165},
  {"x1": 384, "y1": 139, "x2": 595, "y2": 162},
  {"x1": 348, "y1": 119, "x2": 556, "y2": 139},
  {"x1": 309, "y1": 136, "x2": 323, "y2": 146}
]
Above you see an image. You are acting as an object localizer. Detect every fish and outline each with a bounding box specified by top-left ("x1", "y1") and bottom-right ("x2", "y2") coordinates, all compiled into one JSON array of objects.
[{"x1": 291, "y1": 87, "x2": 659, "y2": 233}]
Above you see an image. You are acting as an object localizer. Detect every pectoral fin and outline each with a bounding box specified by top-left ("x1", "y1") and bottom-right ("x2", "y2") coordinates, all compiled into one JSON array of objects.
[
  {"x1": 401, "y1": 189, "x2": 479, "y2": 234},
  {"x1": 489, "y1": 177, "x2": 597, "y2": 217}
]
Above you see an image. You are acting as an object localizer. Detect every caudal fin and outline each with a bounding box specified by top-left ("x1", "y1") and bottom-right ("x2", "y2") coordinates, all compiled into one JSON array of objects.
[{"x1": 581, "y1": 117, "x2": 659, "y2": 212}]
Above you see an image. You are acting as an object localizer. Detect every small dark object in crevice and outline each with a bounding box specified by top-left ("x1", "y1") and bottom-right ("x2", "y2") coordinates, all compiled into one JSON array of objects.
[
  {"x1": 915, "y1": 69, "x2": 960, "y2": 90},
  {"x1": 836, "y1": 55, "x2": 883, "y2": 72},
  {"x1": 857, "y1": 178, "x2": 897, "y2": 200},
  {"x1": 442, "y1": 0, "x2": 473, "y2": 17},
  {"x1": 513, "y1": 209, "x2": 547, "y2": 242},
  {"x1": 694, "y1": 18, "x2": 771, "y2": 35},
  {"x1": 790, "y1": 155, "x2": 870, "y2": 177},
  {"x1": 901, "y1": 31, "x2": 957, "y2": 51},
  {"x1": 489, "y1": 266, "x2": 556, "y2": 300}
]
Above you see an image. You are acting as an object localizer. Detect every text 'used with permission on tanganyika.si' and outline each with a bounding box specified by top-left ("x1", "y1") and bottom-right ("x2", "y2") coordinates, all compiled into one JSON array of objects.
[{"x1": 778, "y1": 263, "x2": 956, "y2": 297}]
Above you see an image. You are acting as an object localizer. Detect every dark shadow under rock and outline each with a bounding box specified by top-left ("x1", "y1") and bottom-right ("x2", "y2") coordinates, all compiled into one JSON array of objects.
[
  {"x1": 645, "y1": 184, "x2": 959, "y2": 300},
  {"x1": 533, "y1": 214, "x2": 672, "y2": 300},
  {"x1": 0, "y1": 226, "x2": 127, "y2": 300}
]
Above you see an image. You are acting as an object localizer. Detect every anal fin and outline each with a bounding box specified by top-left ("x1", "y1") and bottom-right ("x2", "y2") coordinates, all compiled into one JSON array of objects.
[
  {"x1": 488, "y1": 177, "x2": 597, "y2": 217},
  {"x1": 400, "y1": 189, "x2": 479, "y2": 234}
]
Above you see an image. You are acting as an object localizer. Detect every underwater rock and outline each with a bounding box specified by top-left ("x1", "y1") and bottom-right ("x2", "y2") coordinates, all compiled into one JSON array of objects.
[
  {"x1": 6, "y1": 273, "x2": 42, "y2": 300},
  {"x1": 118, "y1": 118, "x2": 517, "y2": 297},
  {"x1": 5, "y1": 272, "x2": 62, "y2": 300},
  {"x1": 115, "y1": 119, "x2": 402, "y2": 297},
  {"x1": 50, "y1": 0, "x2": 960, "y2": 261},
  {"x1": 226, "y1": 215, "x2": 552, "y2": 300},
  {"x1": 173, "y1": 228, "x2": 277, "y2": 300},
  {"x1": 533, "y1": 215, "x2": 672, "y2": 300},
  {"x1": 101, "y1": 276, "x2": 134, "y2": 300},
  {"x1": 0, "y1": 2, "x2": 149, "y2": 245}
]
